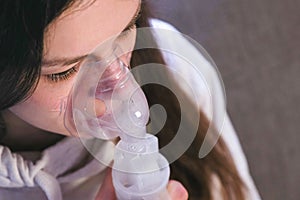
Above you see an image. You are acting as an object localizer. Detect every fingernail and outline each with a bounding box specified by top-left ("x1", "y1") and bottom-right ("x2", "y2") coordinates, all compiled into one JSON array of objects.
[{"x1": 168, "y1": 180, "x2": 188, "y2": 199}]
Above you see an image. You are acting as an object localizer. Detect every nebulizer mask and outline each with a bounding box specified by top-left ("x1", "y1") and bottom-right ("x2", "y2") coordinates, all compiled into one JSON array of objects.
[
  {"x1": 63, "y1": 26, "x2": 227, "y2": 199},
  {"x1": 64, "y1": 31, "x2": 170, "y2": 200}
]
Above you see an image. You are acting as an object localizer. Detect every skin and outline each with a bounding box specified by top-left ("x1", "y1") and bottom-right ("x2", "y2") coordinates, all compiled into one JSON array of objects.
[
  {"x1": 8, "y1": 0, "x2": 139, "y2": 138},
  {"x1": 1, "y1": 0, "x2": 188, "y2": 199}
]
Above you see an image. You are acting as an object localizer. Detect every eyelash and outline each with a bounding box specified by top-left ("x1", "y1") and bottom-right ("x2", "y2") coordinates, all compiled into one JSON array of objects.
[{"x1": 45, "y1": 65, "x2": 78, "y2": 82}]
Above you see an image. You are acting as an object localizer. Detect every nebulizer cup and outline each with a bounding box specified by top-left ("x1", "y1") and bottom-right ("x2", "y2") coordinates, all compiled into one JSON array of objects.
[{"x1": 64, "y1": 38, "x2": 170, "y2": 199}]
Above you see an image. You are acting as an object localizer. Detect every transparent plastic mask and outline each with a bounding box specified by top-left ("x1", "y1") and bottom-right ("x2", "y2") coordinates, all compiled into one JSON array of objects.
[
  {"x1": 61, "y1": 26, "x2": 227, "y2": 199},
  {"x1": 63, "y1": 26, "x2": 227, "y2": 164},
  {"x1": 64, "y1": 42, "x2": 149, "y2": 140}
]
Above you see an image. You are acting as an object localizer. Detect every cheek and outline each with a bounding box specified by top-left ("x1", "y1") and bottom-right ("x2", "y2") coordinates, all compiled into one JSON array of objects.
[
  {"x1": 9, "y1": 87, "x2": 68, "y2": 125},
  {"x1": 27, "y1": 83, "x2": 70, "y2": 112},
  {"x1": 31, "y1": 91, "x2": 68, "y2": 112},
  {"x1": 8, "y1": 80, "x2": 73, "y2": 135},
  {"x1": 50, "y1": 96, "x2": 69, "y2": 112}
]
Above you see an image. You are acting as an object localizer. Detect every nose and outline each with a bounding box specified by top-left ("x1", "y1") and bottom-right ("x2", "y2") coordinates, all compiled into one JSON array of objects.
[
  {"x1": 95, "y1": 98, "x2": 106, "y2": 117},
  {"x1": 94, "y1": 52, "x2": 130, "y2": 118}
]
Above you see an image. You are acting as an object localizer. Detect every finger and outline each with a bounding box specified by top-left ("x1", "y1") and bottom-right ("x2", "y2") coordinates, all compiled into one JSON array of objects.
[
  {"x1": 167, "y1": 180, "x2": 189, "y2": 200},
  {"x1": 95, "y1": 168, "x2": 116, "y2": 200}
]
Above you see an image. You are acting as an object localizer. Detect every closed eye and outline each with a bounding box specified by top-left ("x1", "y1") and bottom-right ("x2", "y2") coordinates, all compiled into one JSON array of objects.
[{"x1": 44, "y1": 63, "x2": 79, "y2": 83}]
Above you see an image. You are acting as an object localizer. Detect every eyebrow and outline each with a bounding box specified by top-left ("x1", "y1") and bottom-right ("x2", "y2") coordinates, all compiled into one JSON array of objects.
[{"x1": 42, "y1": 4, "x2": 141, "y2": 67}]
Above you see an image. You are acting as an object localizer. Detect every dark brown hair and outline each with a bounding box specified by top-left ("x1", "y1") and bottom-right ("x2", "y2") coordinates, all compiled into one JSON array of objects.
[
  {"x1": 131, "y1": 1, "x2": 247, "y2": 199},
  {"x1": 0, "y1": 0, "x2": 247, "y2": 199}
]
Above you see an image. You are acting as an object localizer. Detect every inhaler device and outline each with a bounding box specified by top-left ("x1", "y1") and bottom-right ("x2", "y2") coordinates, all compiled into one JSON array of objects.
[{"x1": 64, "y1": 43, "x2": 170, "y2": 199}]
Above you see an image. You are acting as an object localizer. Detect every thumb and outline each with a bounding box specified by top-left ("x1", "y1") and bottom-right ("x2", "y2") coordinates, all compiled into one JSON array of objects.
[
  {"x1": 95, "y1": 168, "x2": 116, "y2": 200},
  {"x1": 167, "y1": 180, "x2": 189, "y2": 200}
]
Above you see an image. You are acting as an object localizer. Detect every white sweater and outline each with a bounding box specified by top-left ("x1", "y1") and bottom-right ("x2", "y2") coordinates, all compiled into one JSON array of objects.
[{"x1": 0, "y1": 19, "x2": 261, "y2": 200}]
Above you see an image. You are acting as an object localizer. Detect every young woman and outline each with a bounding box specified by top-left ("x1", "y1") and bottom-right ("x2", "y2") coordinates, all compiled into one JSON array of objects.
[{"x1": 0, "y1": 0, "x2": 260, "y2": 199}]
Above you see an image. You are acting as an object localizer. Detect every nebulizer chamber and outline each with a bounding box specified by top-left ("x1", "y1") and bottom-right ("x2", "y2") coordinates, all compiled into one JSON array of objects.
[{"x1": 64, "y1": 39, "x2": 170, "y2": 199}]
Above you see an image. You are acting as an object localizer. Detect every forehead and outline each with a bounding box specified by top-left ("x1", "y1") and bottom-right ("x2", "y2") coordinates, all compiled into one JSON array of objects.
[{"x1": 43, "y1": 0, "x2": 139, "y2": 60}]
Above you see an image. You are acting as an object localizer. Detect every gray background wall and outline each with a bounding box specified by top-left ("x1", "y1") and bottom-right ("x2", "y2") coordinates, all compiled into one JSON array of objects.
[{"x1": 149, "y1": 0, "x2": 300, "y2": 199}]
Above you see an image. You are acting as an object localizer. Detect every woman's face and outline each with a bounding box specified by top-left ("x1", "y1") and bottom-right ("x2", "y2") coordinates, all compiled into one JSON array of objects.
[{"x1": 8, "y1": 0, "x2": 141, "y2": 136}]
